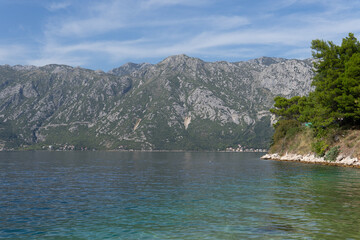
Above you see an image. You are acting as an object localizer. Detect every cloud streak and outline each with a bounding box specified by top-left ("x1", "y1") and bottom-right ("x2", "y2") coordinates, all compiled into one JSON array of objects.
[
  {"x1": 1, "y1": 0, "x2": 360, "y2": 70},
  {"x1": 47, "y1": 1, "x2": 71, "y2": 11},
  {"x1": 0, "y1": 45, "x2": 29, "y2": 65},
  {"x1": 141, "y1": 0, "x2": 210, "y2": 8}
]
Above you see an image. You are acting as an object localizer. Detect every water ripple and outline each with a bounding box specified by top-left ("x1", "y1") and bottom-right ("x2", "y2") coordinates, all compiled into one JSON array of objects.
[{"x1": 1, "y1": 151, "x2": 360, "y2": 239}]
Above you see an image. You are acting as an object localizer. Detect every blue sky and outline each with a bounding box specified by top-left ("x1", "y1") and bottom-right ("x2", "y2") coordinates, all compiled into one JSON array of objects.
[{"x1": 0, "y1": 0, "x2": 360, "y2": 71}]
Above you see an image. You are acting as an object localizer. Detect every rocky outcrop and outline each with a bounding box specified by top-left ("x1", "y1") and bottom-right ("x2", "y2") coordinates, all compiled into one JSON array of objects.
[
  {"x1": 261, "y1": 153, "x2": 360, "y2": 168},
  {"x1": 184, "y1": 116, "x2": 191, "y2": 130}
]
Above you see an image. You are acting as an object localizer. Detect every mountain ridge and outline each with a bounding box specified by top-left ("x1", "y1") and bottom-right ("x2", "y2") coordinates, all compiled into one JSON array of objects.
[{"x1": 0, "y1": 55, "x2": 314, "y2": 151}]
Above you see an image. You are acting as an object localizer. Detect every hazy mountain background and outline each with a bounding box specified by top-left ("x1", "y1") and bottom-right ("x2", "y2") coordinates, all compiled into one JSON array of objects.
[{"x1": 0, "y1": 55, "x2": 314, "y2": 150}]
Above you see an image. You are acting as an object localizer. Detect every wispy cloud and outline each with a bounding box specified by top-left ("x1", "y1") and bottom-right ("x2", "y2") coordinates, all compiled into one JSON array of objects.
[
  {"x1": 2, "y1": 0, "x2": 360, "y2": 69},
  {"x1": 210, "y1": 16, "x2": 250, "y2": 30},
  {"x1": 141, "y1": 0, "x2": 210, "y2": 8},
  {"x1": 45, "y1": 1, "x2": 130, "y2": 38},
  {"x1": 28, "y1": 56, "x2": 87, "y2": 68},
  {"x1": 0, "y1": 45, "x2": 28, "y2": 65},
  {"x1": 49, "y1": 17, "x2": 125, "y2": 37},
  {"x1": 47, "y1": 1, "x2": 71, "y2": 11}
]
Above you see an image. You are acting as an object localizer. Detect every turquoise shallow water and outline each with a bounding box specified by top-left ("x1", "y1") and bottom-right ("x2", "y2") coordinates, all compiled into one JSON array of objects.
[{"x1": 1, "y1": 151, "x2": 360, "y2": 239}]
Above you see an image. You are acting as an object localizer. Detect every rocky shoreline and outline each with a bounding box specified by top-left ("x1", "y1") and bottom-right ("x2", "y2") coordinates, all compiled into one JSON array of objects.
[{"x1": 261, "y1": 153, "x2": 360, "y2": 168}]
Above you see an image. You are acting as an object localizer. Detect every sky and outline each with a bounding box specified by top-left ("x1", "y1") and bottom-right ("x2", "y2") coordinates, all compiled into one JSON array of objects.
[{"x1": 0, "y1": 0, "x2": 360, "y2": 71}]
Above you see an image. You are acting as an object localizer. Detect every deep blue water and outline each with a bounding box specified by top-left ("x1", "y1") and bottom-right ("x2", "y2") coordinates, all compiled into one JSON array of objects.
[{"x1": 1, "y1": 151, "x2": 360, "y2": 239}]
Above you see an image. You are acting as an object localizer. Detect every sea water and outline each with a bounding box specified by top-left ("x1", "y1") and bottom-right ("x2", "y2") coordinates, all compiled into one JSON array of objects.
[{"x1": 1, "y1": 151, "x2": 360, "y2": 239}]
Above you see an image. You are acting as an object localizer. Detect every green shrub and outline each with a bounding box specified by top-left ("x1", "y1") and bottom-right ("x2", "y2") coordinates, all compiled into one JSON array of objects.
[
  {"x1": 273, "y1": 119, "x2": 302, "y2": 143},
  {"x1": 324, "y1": 146, "x2": 340, "y2": 161},
  {"x1": 312, "y1": 140, "x2": 329, "y2": 157}
]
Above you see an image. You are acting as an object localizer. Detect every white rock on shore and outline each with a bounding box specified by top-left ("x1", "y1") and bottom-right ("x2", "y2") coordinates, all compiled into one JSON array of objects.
[{"x1": 261, "y1": 153, "x2": 360, "y2": 167}]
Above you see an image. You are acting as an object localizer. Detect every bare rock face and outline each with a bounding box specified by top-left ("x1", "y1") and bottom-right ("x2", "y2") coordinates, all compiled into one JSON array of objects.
[
  {"x1": 0, "y1": 55, "x2": 314, "y2": 150},
  {"x1": 256, "y1": 58, "x2": 314, "y2": 96},
  {"x1": 184, "y1": 116, "x2": 191, "y2": 130}
]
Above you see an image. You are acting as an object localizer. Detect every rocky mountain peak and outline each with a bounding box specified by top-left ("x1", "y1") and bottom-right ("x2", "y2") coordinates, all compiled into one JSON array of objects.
[
  {"x1": 158, "y1": 54, "x2": 205, "y2": 72},
  {"x1": 161, "y1": 54, "x2": 203, "y2": 65}
]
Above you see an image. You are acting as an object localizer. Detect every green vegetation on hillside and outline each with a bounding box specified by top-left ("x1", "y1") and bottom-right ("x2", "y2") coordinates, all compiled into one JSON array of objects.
[{"x1": 270, "y1": 33, "x2": 360, "y2": 158}]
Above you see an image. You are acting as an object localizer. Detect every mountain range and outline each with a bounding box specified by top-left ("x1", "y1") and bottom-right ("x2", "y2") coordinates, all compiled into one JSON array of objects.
[{"x1": 0, "y1": 55, "x2": 314, "y2": 150}]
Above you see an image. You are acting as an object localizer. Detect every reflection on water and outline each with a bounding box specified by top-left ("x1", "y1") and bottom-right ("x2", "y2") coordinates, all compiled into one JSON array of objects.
[{"x1": 1, "y1": 151, "x2": 360, "y2": 239}]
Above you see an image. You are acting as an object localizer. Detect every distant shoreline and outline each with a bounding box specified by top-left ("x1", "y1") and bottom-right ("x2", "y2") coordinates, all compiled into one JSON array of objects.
[{"x1": 0, "y1": 149, "x2": 266, "y2": 153}]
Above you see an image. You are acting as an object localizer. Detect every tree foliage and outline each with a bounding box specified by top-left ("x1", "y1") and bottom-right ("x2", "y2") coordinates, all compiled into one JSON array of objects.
[
  {"x1": 271, "y1": 33, "x2": 360, "y2": 130},
  {"x1": 310, "y1": 33, "x2": 360, "y2": 126},
  {"x1": 270, "y1": 96, "x2": 303, "y2": 120}
]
